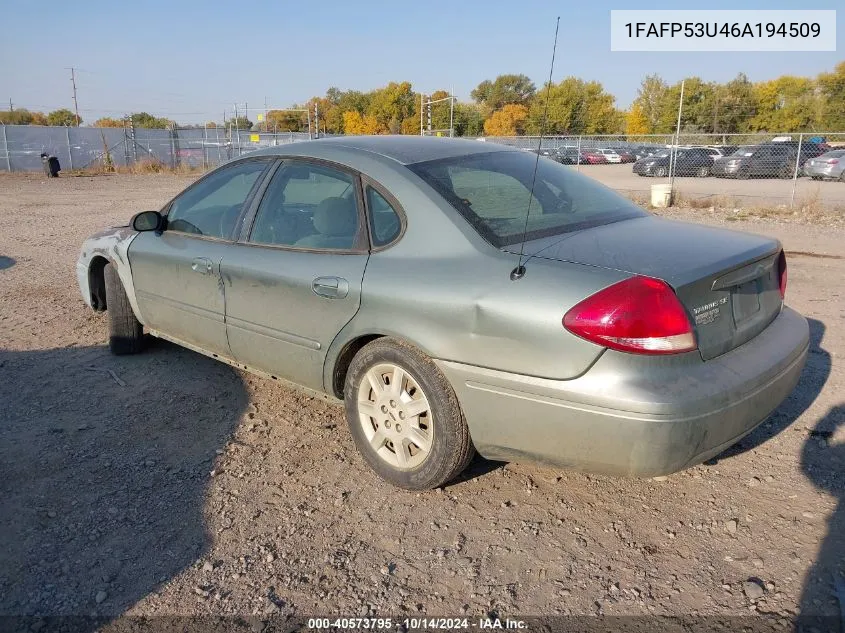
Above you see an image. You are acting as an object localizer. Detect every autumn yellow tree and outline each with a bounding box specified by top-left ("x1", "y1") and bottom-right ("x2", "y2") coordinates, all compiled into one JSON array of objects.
[
  {"x1": 747, "y1": 77, "x2": 816, "y2": 131},
  {"x1": 342, "y1": 111, "x2": 381, "y2": 135},
  {"x1": 92, "y1": 117, "x2": 125, "y2": 128},
  {"x1": 483, "y1": 104, "x2": 529, "y2": 136},
  {"x1": 625, "y1": 103, "x2": 650, "y2": 135}
]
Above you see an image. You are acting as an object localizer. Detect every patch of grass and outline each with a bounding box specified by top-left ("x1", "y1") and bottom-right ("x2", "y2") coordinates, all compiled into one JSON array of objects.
[{"x1": 69, "y1": 160, "x2": 207, "y2": 177}]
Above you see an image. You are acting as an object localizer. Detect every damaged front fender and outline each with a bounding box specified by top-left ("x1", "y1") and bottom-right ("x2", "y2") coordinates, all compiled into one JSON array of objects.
[{"x1": 76, "y1": 226, "x2": 144, "y2": 324}]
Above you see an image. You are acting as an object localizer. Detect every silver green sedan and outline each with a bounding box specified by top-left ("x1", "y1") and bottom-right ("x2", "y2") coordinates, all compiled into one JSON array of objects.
[{"x1": 76, "y1": 137, "x2": 809, "y2": 490}]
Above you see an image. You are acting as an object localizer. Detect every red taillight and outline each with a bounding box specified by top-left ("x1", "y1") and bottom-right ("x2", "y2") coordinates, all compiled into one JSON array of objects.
[
  {"x1": 563, "y1": 276, "x2": 697, "y2": 355},
  {"x1": 827, "y1": 158, "x2": 839, "y2": 164},
  {"x1": 778, "y1": 251, "x2": 787, "y2": 300}
]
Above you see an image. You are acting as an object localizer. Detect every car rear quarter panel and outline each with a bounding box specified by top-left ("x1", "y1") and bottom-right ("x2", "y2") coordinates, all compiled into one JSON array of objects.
[{"x1": 321, "y1": 158, "x2": 632, "y2": 388}]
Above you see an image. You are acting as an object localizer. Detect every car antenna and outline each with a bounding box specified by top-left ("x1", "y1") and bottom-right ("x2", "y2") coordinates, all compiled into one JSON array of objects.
[{"x1": 511, "y1": 16, "x2": 560, "y2": 282}]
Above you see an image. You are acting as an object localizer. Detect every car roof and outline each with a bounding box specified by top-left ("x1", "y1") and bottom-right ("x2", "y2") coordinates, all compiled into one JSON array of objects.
[{"x1": 248, "y1": 135, "x2": 517, "y2": 166}]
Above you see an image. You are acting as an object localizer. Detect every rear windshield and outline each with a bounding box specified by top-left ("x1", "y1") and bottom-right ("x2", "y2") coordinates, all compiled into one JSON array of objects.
[{"x1": 409, "y1": 151, "x2": 647, "y2": 248}]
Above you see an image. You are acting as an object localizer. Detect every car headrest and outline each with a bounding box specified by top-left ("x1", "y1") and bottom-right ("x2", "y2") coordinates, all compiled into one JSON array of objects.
[{"x1": 313, "y1": 197, "x2": 357, "y2": 237}]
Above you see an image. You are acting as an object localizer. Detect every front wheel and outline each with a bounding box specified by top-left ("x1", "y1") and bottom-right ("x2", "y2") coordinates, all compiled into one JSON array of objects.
[
  {"x1": 104, "y1": 263, "x2": 144, "y2": 355},
  {"x1": 654, "y1": 166, "x2": 667, "y2": 178},
  {"x1": 697, "y1": 166, "x2": 710, "y2": 178},
  {"x1": 344, "y1": 338, "x2": 475, "y2": 490}
]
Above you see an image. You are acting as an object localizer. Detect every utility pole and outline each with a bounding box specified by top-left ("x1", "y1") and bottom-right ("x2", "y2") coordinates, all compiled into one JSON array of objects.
[
  {"x1": 8, "y1": 98, "x2": 12, "y2": 112},
  {"x1": 69, "y1": 67, "x2": 80, "y2": 126},
  {"x1": 314, "y1": 102, "x2": 319, "y2": 139},
  {"x1": 668, "y1": 79, "x2": 685, "y2": 195}
]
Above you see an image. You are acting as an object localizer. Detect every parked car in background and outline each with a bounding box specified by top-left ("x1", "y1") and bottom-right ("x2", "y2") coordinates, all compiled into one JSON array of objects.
[
  {"x1": 701, "y1": 147, "x2": 726, "y2": 160},
  {"x1": 633, "y1": 147, "x2": 714, "y2": 177},
  {"x1": 579, "y1": 150, "x2": 608, "y2": 164},
  {"x1": 610, "y1": 148, "x2": 637, "y2": 163},
  {"x1": 554, "y1": 147, "x2": 583, "y2": 165},
  {"x1": 712, "y1": 144, "x2": 797, "y2": 179},
  {"x1": 802, "y1": 150, "x2": 845, "y2": 181},
  {"x1": 77, "y1": 136, "x2": 808, "y2": 489},
  {"x1": 594, "y1": 149, "x2": 622, "y2": 164},
  {"x1": 765, "y1": 140, "x2": 828, "y2": 164},
  {"x1": 633, "y1": 146, "x2": 659, "y2": 161}
]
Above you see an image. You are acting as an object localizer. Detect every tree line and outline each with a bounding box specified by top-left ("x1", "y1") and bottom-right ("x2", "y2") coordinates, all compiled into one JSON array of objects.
[{"x1": 2, "y1": 62, "x2": 842, "y2": 135}]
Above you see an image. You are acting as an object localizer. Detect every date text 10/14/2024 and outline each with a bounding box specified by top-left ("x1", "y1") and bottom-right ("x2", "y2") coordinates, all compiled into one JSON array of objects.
[{"x1": 307, "y1": 617, "x2": 528, "y2": 630}]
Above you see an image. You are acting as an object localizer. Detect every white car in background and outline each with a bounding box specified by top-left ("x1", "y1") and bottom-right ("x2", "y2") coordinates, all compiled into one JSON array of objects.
[{"x1": 595, "y1": 149, "x2": 622, "y2": 163}]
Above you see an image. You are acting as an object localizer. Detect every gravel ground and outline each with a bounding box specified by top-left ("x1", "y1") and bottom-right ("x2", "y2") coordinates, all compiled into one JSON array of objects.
[{"x1": 0, "y1": 173, "x2": 843, "y2": 628}]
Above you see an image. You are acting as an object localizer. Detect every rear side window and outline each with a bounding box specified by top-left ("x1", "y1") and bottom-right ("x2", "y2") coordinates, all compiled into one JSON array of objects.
[
  {"x1": 410, "y1": 151, "x2": 646, "y2": 248},
  {"x1": 366, "y1": 187, "x2": 401, "y2": 247},
  {"x1": 248, "y1": 161, "x2": 362, "y2": 251}
]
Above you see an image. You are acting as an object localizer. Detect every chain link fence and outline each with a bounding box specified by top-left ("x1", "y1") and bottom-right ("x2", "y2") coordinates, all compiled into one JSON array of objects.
[
  {"x1": 484, "y1": 133, "x2": 845, "y2": 208},
  {"x1": 0, "y1": 125, "x2": 318, "y2": 173},
  {"x1": 2, "y1": 125, "x2": 843, "y2": 209}
]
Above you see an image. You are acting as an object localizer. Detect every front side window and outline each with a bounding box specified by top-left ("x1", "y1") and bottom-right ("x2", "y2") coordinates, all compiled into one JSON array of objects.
[
  {"x1": 249, "y1": 161, "x2": 361, "y2": 250},
  {"x1": 410, "y1": 150, "x2": 646, "y2": 248},
  {"x1": 167, "y1": 160, "x2": 268, "y2": 238}
]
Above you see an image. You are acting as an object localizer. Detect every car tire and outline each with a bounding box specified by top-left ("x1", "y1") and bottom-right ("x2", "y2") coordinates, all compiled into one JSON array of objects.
[
  {"x1": 839, "y1": 172, "x2": 845, "y2": 183},
  {"x1": 344, "y1": 337, "x2": 475, "y2": 490},
  {"x1": 655, "y1": 167, "x2": 667, "y2": 178},
  {"x1": 697, "y1": 166, "x2": 710, "y2": 178},
  {"x1": 104, "y1": 262, "x2": 144, "y2": 355},
  {"x1": 737, "y1": 168, "x2": 750, "y2": 180}
]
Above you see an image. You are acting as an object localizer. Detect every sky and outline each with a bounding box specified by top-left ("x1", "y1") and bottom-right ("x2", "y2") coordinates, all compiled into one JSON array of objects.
[{"x1": 0, "y1": 0, "x2": 841, "y2": 125}]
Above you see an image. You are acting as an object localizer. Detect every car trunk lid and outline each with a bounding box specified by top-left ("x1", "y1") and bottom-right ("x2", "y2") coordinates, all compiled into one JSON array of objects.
[{"x1": 505, "y1": 216, "x2": 782, "y2": 360}]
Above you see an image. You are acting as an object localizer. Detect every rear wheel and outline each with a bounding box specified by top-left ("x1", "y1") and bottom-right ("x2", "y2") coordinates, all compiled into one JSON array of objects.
[
  {"x1": 104, "y1": 263, "x2": 144, "y2": 355},
  {"x1": 839, "y1": 172, "x2": 845, "y2": 183},
  {"x1": 696, "y1": 166, "x2": 710, "y2": 178},
  {"x1": 344, "y1": 338, "x2": 474, "y2": 490}
]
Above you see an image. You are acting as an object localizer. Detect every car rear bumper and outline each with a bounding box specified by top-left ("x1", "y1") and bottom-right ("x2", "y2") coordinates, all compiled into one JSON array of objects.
[
  {"x1": 803, "y1": 164, "x2": 839, "y2": 178},
  {"x1": 436, "y1": 306, "x2": 808, "y2": 477},
  {"x1": 712, "y1": 163, "x2": 741, "y2": 176}
]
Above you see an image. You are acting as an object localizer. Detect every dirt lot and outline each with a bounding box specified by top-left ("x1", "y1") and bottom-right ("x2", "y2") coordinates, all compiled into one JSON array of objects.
[{"x1": 0, "y1": 173, "x2": 843, "y2": 628}]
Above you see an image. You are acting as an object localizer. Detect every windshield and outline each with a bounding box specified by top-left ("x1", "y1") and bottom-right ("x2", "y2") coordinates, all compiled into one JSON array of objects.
[
  {"x1": 730, "y1": 146, "x2": 756, "y2": 157},
  {"x1": 409, "y1": 151, "x2": 647, "y2": 248}
]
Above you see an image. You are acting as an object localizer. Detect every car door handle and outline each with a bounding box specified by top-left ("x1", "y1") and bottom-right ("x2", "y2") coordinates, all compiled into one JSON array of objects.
[
  {"x1": 312, "y1": 276, "x2": 349, "y2": 299},
  {"x1": 191, "y1": 257, "x2": 214, "y2": 275}
]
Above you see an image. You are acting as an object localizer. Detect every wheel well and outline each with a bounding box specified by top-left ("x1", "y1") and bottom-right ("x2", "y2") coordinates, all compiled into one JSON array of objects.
[
  {"x1": 88, "y1": 256, "x2": 109, "y2": 311},
  {"x1": 332, "y1": 334, "x2": 383, "y2": 399}
]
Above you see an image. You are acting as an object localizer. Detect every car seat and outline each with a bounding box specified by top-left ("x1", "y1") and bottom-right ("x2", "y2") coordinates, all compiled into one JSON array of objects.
[{"x1": 294, "y1": 197, "x2": 357, "y2": 249}]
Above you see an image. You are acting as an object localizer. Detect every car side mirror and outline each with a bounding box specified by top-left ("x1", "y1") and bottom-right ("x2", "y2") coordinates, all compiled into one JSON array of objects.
[{"x1": 131, "y1": 210, "x2": 163, "y2": 232}]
